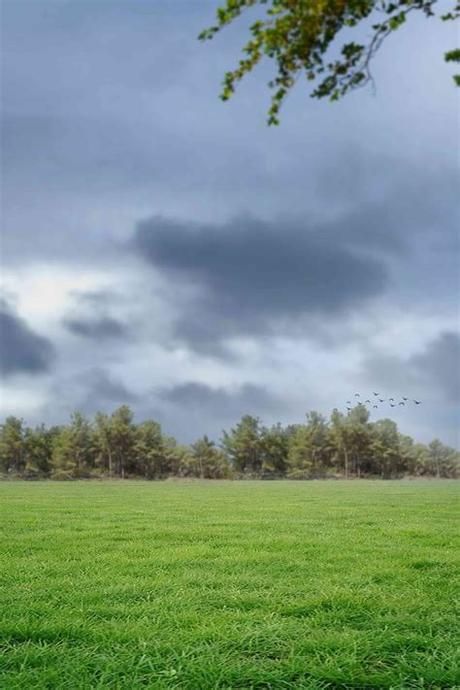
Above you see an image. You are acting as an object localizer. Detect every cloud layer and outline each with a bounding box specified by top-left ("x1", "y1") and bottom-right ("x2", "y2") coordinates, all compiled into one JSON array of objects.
[
  {"x1": 0, "y1": 301, "x2": 55, "y2": 378},
  {"x1": 1, "y1": 0, "x2": 458, "y2": 447},
  {"x1": 133, "y1": 215, "x2": 389, "y2": 352}
]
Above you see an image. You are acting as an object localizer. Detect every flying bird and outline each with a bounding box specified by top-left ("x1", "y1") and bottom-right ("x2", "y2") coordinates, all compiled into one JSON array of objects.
[
  {"x1": 365, "y1": 399, "x2": 371, "y2": 403},
  {"x1": 354, "y1": 393, "x2": 360, "y2": 397},
  {"x1": 373, "y1": 392, "x2": 379, "y2": 396},
  {"x1": 414, "y1": 400, "x2": 422, "y2": 405},
  {"x1": 379, "y1": 399, "x2": 384, "y2": 403},
  {"x1": 402, "y1": 397, "x2": 408, "y2": 401},
  {"x1": 346, "y1": 401, "x2": 352, "y2": 405},
  {"x1": 389, "y1": 398, "x2": 395, "y2": 402},
  {"x1": 346, "y1": 407, "x2": 352, "y2": 411},
  {"x1": 390, "y1": 404, "x2": 396, "y2": 408},
  {"x1": 373, "y1": 405, "x2": 378, "y2": 409},
  {"x1": 398, "y1": 402, "x2": 405, "y2": 406}
]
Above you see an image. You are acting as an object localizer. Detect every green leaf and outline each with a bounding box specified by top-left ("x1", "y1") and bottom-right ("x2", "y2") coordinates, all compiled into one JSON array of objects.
[{"x1": 445, "y1": 49, "x2": 460, "y2": 63}]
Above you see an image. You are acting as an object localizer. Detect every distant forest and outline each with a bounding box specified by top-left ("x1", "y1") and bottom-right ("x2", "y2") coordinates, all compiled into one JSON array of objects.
[{"x1": 1, "y1": 405, "x2": 458, "y2": 480}]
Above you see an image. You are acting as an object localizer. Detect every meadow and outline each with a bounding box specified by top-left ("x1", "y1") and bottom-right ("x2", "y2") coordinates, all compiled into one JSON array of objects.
[{"x1": 1, "y1": 480, "x2": 459, "y2": 689}]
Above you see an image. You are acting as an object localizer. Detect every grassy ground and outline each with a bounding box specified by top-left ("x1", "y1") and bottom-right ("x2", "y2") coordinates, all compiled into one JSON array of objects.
[{"x1": 1, "y1": 481, "x2": 459, "y2": 689}]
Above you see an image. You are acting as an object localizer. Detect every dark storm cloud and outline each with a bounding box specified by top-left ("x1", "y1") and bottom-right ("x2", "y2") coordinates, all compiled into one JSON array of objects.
[
  {"x1": 362, "y1": 331, "x2": 460, "y2": 404},
  {"x1": 411, "y1": 332, "x2": 460, "y2": 403},
  {"x1": 39, "y1": 367, "x2": 139, "y2": 424},
  {"x1": 81, "y1": 368, "x2": 138, "y2": 405},
  {"x1": 149, "y1": 381, "x2": 288, "y2": 442},
  {"x1": 63, "y1": 290, "x2": 129, "y2": 340},
  {"x1": 160, "y1": 381, "x2": 280, "y2": 417},
  {"x1": 132, "y1": 215, "x2": 388, "y2": 350},
  {"x1": 0, "y1": 301, "x2": 55, "y2": 377},
  {"x1": 2, "y1": 0, "x2": 458, "y2": 281},
  {"x1": 64, "y1": 316, "x2": 127, "y2": 340}
]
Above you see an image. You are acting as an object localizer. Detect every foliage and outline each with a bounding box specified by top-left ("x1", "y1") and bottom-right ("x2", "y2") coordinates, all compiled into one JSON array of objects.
[
  {"x1": 189, "y1": 435, "x2": 230, "y2": 478},
  {"x1": 23, "y1": 425, "x2": 58, "y2": 478},
  {"x1": 134, "y1": 420, "x2": 165, "y2": 479},
  {"x1": 51, "y1": 412, "x2": 94, "y2": 479},
  {"x1": 260, "y1": 423, "x2": 290, "y2": 476},
  {"x1": 371, "y1": 418, "x2": 401, "y2": 478},
  {"x1": 199, "y1": 0, "x2": 460, "y2": 124},
  {"x1": 221, "y1": 414, "x2": 264, "y2": 475},
  {"x1": 93, "y1": 412, "x2": 114, "y2": 476},
  {"x1": 109, "y1": 405, "x2": 137, "y2": 479},
  {"x1": 427, "y1": 438, "x2": 460, "y2": 478},
  {"x1": 0, "y1": 417, "x2": 25, "y2": 475},
  {"x1": 0, "y1": 404, "x2": 458, "y2": 480}
]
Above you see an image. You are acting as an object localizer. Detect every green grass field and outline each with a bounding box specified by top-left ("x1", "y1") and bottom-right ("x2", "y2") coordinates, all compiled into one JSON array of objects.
[{"x1": 1, "y1": 481, "x2": 459, "y2": 689}]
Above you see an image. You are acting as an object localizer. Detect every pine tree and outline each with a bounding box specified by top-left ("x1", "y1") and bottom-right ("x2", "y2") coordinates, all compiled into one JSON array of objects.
[
  {"x1": 221, "y1": 415, "x2": 263, "y2": 476},
  {"x1": 0, "y1": 416, "x2": 25, "y2": 475}
]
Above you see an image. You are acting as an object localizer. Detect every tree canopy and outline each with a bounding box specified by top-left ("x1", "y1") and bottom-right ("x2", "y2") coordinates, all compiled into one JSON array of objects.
[
  {"x1": 1, "y1": 404, "x2": 458, "y2": 480},
  {"x1": 199, "y1": 0, "x2": 460, "y2": 124}
]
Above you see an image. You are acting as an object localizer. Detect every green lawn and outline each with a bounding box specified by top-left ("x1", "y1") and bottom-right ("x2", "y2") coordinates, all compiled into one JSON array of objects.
[{"x1": 1, "y1": 481, "x2": 459, "y2": 689}]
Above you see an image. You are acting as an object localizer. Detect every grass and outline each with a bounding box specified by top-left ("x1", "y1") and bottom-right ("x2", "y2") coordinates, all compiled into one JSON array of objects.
[{"x1": 0, "y1": 480, "x2": 459, "y2": 689}]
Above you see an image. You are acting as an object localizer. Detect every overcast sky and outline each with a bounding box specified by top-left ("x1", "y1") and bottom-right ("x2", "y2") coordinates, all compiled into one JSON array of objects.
[{"x1": 1, "y1": 0, "x2": 459, "y2": 446}]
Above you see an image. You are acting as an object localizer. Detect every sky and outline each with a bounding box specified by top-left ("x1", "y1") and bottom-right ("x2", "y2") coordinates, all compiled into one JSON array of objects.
[{"x1": 1, "y1": 0, "x2": 459, "y2": 446}]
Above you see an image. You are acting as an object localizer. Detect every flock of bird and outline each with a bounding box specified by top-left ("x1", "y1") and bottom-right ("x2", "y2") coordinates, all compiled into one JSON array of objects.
[{"x1": 345, "y1": 392, "x2": 422, "y2": 413}]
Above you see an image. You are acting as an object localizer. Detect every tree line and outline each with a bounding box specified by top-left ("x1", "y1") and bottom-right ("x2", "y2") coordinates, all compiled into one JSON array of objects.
[{"x1": 0, "y1": 405, "x2": 458, "y2": 480}]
